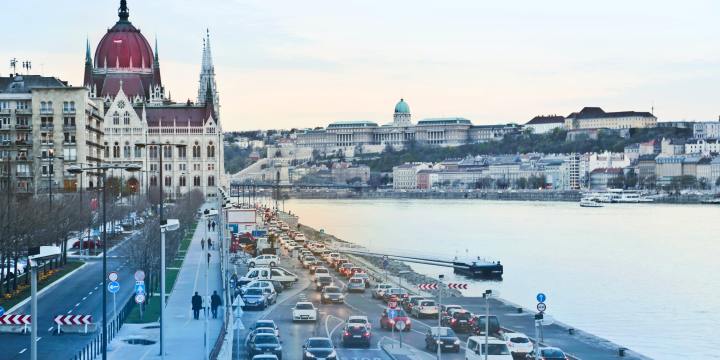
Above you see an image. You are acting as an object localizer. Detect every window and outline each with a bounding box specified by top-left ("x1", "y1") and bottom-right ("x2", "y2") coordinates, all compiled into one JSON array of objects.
[
  {"x1": 42, "y1": 164, "x2": 54, "y2": 175},
  {"x1": 193, "y1": 163, "x2": 201, "y2": 171},
  {"x1": 192, "y1": 142, "x2": 201, "y2": 158},
  {"x1": 179, "y1": 176, "x2": 186, "y2": 187},
  {"x1": 164, "y1": 176, "x2": 172, "y2": 187},
  {"x1": 113, "y1": 142, "x2": 120, "y2": 158},
  {"x1": 63, "y1": 101, "x2": 75, "y2": 113},
  {"x1": 104, "y1": 142, "x2": 109, "y2": 158},
  {"x1": 112, "y1": 111, "x2": 119, "y2": 125},
  {"x1": 150, "y1": 164, "x2": 158, "y2": 172},
  {"x1": 208, "y1": 175, "x2": 215, "y2": 186},
  {"x1": 208, "y1": 163, "x2": 215, "y2": 171},
  {"x1": 41, "y1": 132, "x2": 53, "y2": 144},
  {"x1": 164, "y1": 163, "x2": 172, "y2": 171},
  {"x1": 123, "y1": 111, "x2": 130, "y2": 125},
  {"x1": 0, "y1": 101, "x2": 9, "y2": 110},
  {"x1": 63, "y1": 132, "x2": 76, "y2": 144},
  {"x1": 193, "y1": 176, "x2": 201, "y2": 186},
  {"x1": 16, "y1": 101, "x2": 29, "y2": 110},
  {"x1": 149, "y1": 145, "x2": 158, "y2": 159},
  {"x1": 163, "y1": 145, "x2": 172, "y2": 159},
  {"x1": 123, "y1": 142, "x2": 131, "y2": 158},
  {"x1": 63, "y1": 148, "x2": 77, "y2": 161},
  {"x1": 150, "y1": 176, "x2": 158, "y2": 186},
  {"x1": 179, "y1": 163, "x2": 186, "y2": 171},
  {"x1": 63, "y1": 116, "x2": 76, "y2": 126},
  {"x1": 207, "y1": 142, "x2": 215, "y2": 158},
  {"x1": 41, "y1": 116, "x2": 53, "y2": 128},
  {"x1": 134, "y1": 146, "x2": 142, "y2": 158},
  {"x1": 178, "y1": 146, "x2": 187, "y2": 159}
]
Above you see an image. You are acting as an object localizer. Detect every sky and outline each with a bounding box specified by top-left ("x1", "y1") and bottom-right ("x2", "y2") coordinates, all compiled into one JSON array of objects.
[{"x1": 2, "y1": 0, "x2": 720, "y2": 131}]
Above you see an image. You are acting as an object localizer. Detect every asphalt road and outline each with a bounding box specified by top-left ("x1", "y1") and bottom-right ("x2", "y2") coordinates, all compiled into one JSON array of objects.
[
  {"x1": 233, "y1": 252, "x2": 465, "y2": 360},
  {"x1": 0, "y1": 232, "x2": 139, "y2": 360}
]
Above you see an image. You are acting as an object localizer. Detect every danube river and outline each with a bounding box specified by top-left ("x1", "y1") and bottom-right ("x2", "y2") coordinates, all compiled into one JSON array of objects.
[{"x1": 285, "y1": 199, "x2": 719, "y2": 359}]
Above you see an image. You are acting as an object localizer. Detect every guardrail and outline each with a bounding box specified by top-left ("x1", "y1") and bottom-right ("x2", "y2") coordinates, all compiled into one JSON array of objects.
[{"x1": 70, "y1": 291, "x2": 135, "y2": 360}]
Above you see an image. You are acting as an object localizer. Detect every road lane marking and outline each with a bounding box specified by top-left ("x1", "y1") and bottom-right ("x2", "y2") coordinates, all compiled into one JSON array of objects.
[
  {"x1": 19, "y1": 348, "x2": 26, "y2": 354},
  {"x1": 67, "y1": 310, "x2": 73, "y2": 314},
  {"x1": 48, "y1": 326, "x2": 53, "y2": 332},
  {"x1": 36, "y1": 337, "x2": 41, "y2": 342},
  {"x1": 75, "y1": 303, "x2": 81, "y2": 307},
  {"x1": 88, "y1": 291, "x2": 93, "y2": 295},
  {"x1": 82, "y1": 296, "x2": 87, "y2": 300}
]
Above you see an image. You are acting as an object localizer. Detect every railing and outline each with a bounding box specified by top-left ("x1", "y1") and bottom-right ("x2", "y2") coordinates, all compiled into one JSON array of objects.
[
  {"x1": 63, "y1": 109, "x2": 76, "y2": 114},
  {"x1": 16, "y1": 140, "x2": 33, "y2": 146},
  {"x1": 15, "y1": 124, "x2": 31, "y2": 130},
  {"x1": 63, "y1": 125, "x2": 77, "y2": 131},
  {"x1": 71, "y1": 292, "x2": 135, "y2": 360},
  {"x1": 40, "y1": 124, "x2": 54, "y2": 130}
]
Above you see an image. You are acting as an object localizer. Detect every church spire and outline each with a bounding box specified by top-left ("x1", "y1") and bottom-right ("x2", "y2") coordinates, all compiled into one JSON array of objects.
[
  {"x1": 118, "y1": 0, "x2": 130, "y2": 22},
  {"x1": 197, "y1": 29, "x2": 219, "y2": 120},
  {"x1": 85, "y1": 38, "x2": 92, "y2": 65}
]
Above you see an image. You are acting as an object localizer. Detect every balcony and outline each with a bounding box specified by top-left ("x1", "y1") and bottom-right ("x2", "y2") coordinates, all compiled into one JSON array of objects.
[
  {"x1": 0, "y1": 125, "x2": 10, "y2": 131},
  {"x1": 16, "y1": 172, "x2": 32, "y2": 178},
  {"x1": 62, "y1": 108, "x2": 76, "y2": 115},
  {"x1": 15, "y1": 140, "x2": 33, "y2": 146},
  {"x1": 0, "y1": 140, "x2": 13, "y2": 147},
  {"x1": 63, "y1": 124, "x2": 76, "y2": 131},
  {"x1": 39, "y1": 108, "x2": 54, "y2": 115},
  {"x1": 15, "y1": 108, "x2": 32, "y2": 115},
  {"x1": 15, "y1": 124, "x2": 31, "y2": 131},
  {"x1": 0, "y1": 109, "x2": 10, "y2": 115},
  {"x1": 40, "y1": 124, "x2": 54, "y2": 130},
  {"x1": 15, "y1": 156, "x2": 31, "y2": 162}
]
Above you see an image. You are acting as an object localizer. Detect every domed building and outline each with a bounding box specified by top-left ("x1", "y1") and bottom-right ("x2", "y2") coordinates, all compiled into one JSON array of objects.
[
  {"x1": 392, "y1": 98, "x2": 411, "y2": 126},
  {"x1": 83, "y1": 0, "x2": 224, "y2": 199}
]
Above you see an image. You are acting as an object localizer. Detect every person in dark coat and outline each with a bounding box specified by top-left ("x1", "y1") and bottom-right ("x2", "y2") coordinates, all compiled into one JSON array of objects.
[
  {"x1": 211, "y1": 221, "x2": 216, "y2": 232},
  {"x1": 201, "y1": 238, "x2": 205, "y2": 250},
  {"x1": 207, "y1": 237, "x2": 213, "y2": 250},
  {"x1": 210, "y1": 291, "x2": 222, "y2": 319},
  {"x1": 191, "y1": 292, "x2": 203, "y2": 320},
  {"x1": 207, "y1": 220, "x2": 211, "y2": 231}
]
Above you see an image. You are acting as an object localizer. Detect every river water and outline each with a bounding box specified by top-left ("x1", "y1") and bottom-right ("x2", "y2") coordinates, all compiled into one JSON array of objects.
[{"x1": 284, "y1": 199, "x2": 719, "y2": 359}]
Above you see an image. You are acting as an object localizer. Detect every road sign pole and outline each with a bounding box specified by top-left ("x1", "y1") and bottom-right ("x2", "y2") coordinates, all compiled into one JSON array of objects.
[
  {"x1": 484, "y1": 290, "x2": 492, "y2": 360},
  {"x1": 534, "y1": 318, "x2": 540, "y2": 360},
  {"x1": 30, "y1": 264, "x2": 37, "y2": 360},
  {"x1": 437, "y1": 274, "x2": 444, "y2": 360}
]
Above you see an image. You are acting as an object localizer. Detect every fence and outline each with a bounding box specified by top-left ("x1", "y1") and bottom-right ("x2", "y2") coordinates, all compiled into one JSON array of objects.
[{"x1": 70, "y1": 291, "x2": 135, "y2": 360}]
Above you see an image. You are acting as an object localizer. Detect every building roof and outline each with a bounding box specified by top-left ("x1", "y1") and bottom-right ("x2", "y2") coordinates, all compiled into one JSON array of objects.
[
  {"x1": 567, "y1": 107, "x2": 654, "y2": 120},
  {"x1": 590, "y1": 167, "x2": 623, "y2": 175},
  {"x1": 394, "y1": 98, "x2": 410, "y2": 114},
  {"x1": 0, "y1": 75, "x2": 68, "y2": 93},
  {"x1": 526, "y1": 115, "x2": 564, "y2": 125},
  {"x1": 327, "y1": 121, "x2": 378, "y2": 128},
  {"x1": 137, "y1": 103, "x2": 214, "y2": 127},
  {"x1": 94, "y1": 1, "x2": 154, "y2": 70},
  {"x1": 417, "y1": 117, "x2": 472, "y2": 126}
]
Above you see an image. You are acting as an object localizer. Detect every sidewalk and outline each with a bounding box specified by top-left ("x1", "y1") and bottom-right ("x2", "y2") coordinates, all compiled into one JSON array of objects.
[{"x1": 108, "y1": 210, "x2": 224, "y2": 359}]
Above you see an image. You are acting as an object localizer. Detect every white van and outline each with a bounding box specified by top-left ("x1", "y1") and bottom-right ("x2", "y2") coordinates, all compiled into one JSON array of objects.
[
  {"x1": 248, "y1": 255, "x2": 279, "y2": 268},
  {"x1": 239, "y1": 267, "x2": 298, "y2": 287},
  {"x1": 465, "y1": 337, "x2": 513, "y2": 360}
]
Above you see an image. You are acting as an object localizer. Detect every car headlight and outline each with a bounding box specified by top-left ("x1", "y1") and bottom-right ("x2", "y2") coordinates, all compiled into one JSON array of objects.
[
  {"x1": 454, "y1": 339, "x2": 461, "y2": 345},
  {"x1": 304, "y1": 351, "x2": 315, "y2": 358},
  {"x1": 328, "y1": 350, "x2": 337, "y2": 358},
  {"x1": 338, "y1": 294, "x2": 344, "y2": 299},
  {"x1": 323, "y1": 294, "x2": 329, "y2": 298}
]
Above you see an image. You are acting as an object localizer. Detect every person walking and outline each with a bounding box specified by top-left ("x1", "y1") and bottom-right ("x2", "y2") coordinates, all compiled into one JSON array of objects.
[
  {"x1": 191, "y1": 292, "x2": 203, "y2": 320},
  {"x1": 207, "y1": 237, "x2": 213, "y2": 250},
  {"x1": 207, "y1": 252, "x2": 211, "y2": 266},
  {"x1": 210, "y1": 290, "x2": 222, "y2": 319},
  {"x1": 201, "y1": 238, "x2": 205, "y2": 250},
  {"x1": 207, "y1": 220, "x2": 211, "y2": 232},
  {"x1": 211, "y1": 221, "x2": 216, "y2": 232}
]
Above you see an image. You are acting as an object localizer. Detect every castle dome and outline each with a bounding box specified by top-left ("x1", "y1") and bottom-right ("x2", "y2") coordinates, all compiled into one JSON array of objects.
[
  {"x1": 394, "y1": 98, "x2": 410, "y2": 114},
  {"x1": 94, "y1": 0, "x2": 154, "y2": 70}
]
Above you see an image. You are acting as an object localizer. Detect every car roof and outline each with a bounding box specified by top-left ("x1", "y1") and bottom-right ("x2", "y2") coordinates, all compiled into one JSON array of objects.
[
  {"x1": 504, "y1": 332, "x2": 528, "y2": 338},
  {"x1": 296, "y1": 301, "x2": 313, "y2": 305},
  {"x1": 256, "y1": 319, "x2": 276, "y2": 325},
  {"x1": 468, "y1": 336, "x2": 505, "y2": 344}
]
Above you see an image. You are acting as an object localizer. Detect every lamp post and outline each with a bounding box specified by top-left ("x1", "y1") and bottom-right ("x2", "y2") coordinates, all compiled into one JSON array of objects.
[
  {"x1": 67, "y1": 163, "x2": 141, "y2": 360},
  {"x1": 482, "y1": 289, "x2": 493, "y2": 360},
  {"x1": 436, "y1": 274, "x2": 444, "y2": 360},
  {"x1": 134, "y1": 141, "x2": 186, "y2": 359}
]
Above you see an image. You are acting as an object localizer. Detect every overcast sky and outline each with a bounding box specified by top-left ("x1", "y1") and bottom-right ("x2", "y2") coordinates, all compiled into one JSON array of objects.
[{"x1": 2, "y1": 0, "x2": 720, "y2": 130}]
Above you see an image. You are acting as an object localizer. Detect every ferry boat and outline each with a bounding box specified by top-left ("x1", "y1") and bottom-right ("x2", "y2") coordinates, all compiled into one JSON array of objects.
[{"x1": 580, "y1": 199, "x2": 603, "y2": 207}]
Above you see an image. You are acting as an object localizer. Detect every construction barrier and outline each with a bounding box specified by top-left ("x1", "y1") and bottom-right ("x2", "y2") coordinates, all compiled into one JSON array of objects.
[
  {"x1": 54, "y1": 315, "x2": 94, "y2": 334},
  {"x1": 0, "y1": 314, "x2": 30, "y2": 334}
]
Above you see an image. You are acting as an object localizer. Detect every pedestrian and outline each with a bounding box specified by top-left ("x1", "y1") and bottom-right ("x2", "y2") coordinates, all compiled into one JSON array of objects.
[
  {"x1": 191, "y1": 292, "x2": 202, "y2": 320},
  {"x1": 201, "y1": 238, "x2": 205, "y2": 250},
  {"x1": 207, "y1": 252, "x2": 211, "y2": 265},
  {"x1": 207, "y1": 220, "x2": 211, "y2": 232},
  {"x1": 211, "y1": 221, "x2": 216, "y2": 232},
  {"x1": 210, "y1": 290, "x2": 222, "y2": 319},
  {"x1": 207, "y1": 238, "x2": 213, "y2": 250}
]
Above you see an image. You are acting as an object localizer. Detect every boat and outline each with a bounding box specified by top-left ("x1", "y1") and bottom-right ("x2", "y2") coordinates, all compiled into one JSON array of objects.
[
  {"x1": 580, "y1": 199, "x2": 603, "y2": 207},
  {"x1": 701, "y1": 198, "x2": 720, "y2": 205}
]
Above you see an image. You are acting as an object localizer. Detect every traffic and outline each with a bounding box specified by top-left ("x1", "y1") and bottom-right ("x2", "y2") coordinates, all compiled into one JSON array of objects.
[{"x1": 231, "y1": 209, "x2": 572, "y2": 360}]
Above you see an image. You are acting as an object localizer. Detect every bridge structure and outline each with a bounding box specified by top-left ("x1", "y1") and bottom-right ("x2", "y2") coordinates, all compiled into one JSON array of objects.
[{"x1": 228, "y1": 179, "x2": 370, "y2": 210}]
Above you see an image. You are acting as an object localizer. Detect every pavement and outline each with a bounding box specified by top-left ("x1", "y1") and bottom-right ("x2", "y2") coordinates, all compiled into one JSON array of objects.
[
  {"x1": 107, "y1": 211, "x2": 225, "y2": 359},
  {"x1": 0, "y1": 231, "x2": 139, "y2": 360}
]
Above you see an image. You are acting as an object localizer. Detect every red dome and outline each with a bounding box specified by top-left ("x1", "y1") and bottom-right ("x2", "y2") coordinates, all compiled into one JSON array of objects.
[{"x1": 95, "y1": 22, "x2": 154, "y2": 70}]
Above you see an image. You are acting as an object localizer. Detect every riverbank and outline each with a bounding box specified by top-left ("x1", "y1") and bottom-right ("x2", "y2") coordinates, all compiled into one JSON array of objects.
[{"x1": 296, "y1": 221, "x2": 649, "y2": 359}]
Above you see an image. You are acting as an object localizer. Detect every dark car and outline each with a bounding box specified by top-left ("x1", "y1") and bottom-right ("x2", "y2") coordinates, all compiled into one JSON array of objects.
[
  {"x1": 242, "y1": 288, "x2": 269, "y2": 310},
  {"x1": 321, "y1": 286, "x2": 345, "y2": 304},
  {"x1": 382, "y1": 288, "x2": 409, "y2": 303},
  {"x1": 425, "y1": 326, "x2": 460, "y2": 353},
  {"x1": 302, "y1": 337, "x2": 337, "y2": 360},
  {"x1": 342, "y1": 324, "x2": 371, "y2": 348},
  {"x1": 247, "y1": 334, "x2": 282, "y2": 359},
  {"x1": 315, "y1": 275, "x2": 333, "y2": 291},
  {"x1": 447, "y1": 309, "x2": 473, "y2": 332},
  {"x1": 525, "y1": 347, "x2": 569, "y2": 360},
  {"x1": 471, "y1": 314, "x2": 501, "y2": 337}
]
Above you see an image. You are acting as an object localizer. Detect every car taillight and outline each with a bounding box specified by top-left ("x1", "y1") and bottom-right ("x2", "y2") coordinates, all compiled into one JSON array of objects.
[
  {"x1": 451, "y1": 319, "x2": 456, "y2": 324},
  {"x1": 363, "y1": 332, "x2": 370, "y2": 337},
  {"x1": 344, "y1": 331, "x2": 350, "y2": 336},
  {"x1": 405, "y1": 319, "x2": 411, "y2": 325}
]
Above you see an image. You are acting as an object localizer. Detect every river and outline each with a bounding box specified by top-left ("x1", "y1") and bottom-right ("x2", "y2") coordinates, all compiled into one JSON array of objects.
[{"x1": 284, "y1": 199, "x2": 719, "y2": 359}]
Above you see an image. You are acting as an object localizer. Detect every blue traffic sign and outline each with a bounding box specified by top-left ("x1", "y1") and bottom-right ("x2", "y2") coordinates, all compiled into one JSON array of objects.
[
  {"x1": 108, "y1": 281, "x2": 120, "y2": 294},
  {"x1": 382, "y1": 256, "x2": 389, "y2": 269},
  {"x1": 134, "y1": 281, "x2": 146, "y2": 295},
  {"x1": 536, "y1": 293, "x2": 546, "y2": 303},
  {"x1": 0, "y1": 306, "x2": 5, "y2": 316}
]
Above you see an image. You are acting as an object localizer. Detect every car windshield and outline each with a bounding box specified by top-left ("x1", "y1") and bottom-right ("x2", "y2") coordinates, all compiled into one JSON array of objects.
[
  {"x1": 245, "y1": 289, "x2": 263, "y2": 295},
  {"x1": 350, "y1": 279, "x2": 363, "y2": 283},
  {"x1": 254, "y1": 335, "x2": 279, "y2": 344},
  {"x1": 420, "y1": 300, "x2": 435, "y2": 306},
  {"x1": 325, "y1": 287, "x2": 341, "y2": 293},
  {"x1": 511, "y1": 337, "x2": 530, "y2": 343},
  {"x1": 307, "y1": 338, "x2": 332, "y2": 348},
  {"x1": 432, "y1": 327, "x2": 455, "y2": 336},
  {"x1": 348, "y1": 318, "x2": 366, "y2": 324},
  {"x1": 255, "y1": 328, "x2": 275, "y2": 334},
  {"x1": 481, "y1": 344, "x2": 510, "y2": 355},
  {"x1": 542, "y1": 349, "x2": 566, "y2": 356},
  {"x1": 256, "y1": 321, "x2": 274, "y2": 329},
  {"x1": 354, "y1": 273, "x2": 368, "y2": 278},
  {"x1": 315, "y1": 268, "x2": 328, "y2": 273},
  {"x1": 454, "y1": 312, "x2": 471, "y2": 320},
  {"x1": 296, "y1": 303, "x2": 314, "y2": 310},
  {"x1": 387, "y1": 309, "x2": 407, "y2": 317}
]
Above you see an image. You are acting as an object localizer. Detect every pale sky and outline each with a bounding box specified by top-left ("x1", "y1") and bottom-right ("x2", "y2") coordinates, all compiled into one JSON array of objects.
[{"x1": 3, "y1": 0, "x2": 720, "y2": 130}]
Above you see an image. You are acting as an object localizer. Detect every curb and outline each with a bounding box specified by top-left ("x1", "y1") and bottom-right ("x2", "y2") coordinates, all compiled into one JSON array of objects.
[
  {"x1": 379, "y1": 344, "x2": 398, "y2": 360},
  {"x1": 7, "y1": 262, "x2": 89, "y2": 314}
]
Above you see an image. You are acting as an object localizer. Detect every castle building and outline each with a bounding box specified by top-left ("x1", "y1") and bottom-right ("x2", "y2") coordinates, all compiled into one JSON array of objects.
[{"x1": 83, "y1": 0, "x2": 224, "y2": 199}]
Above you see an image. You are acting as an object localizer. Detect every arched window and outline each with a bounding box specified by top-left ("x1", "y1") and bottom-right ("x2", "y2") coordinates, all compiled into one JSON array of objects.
[
  {"x1": 193, "y1": 176, "x2": 201, "y2": 186},
  {"x1": 113, "y1": 142, "x2": 120, "y2": 158},
  {"x1": 150, "y1": 176, "x2": 158, "y2": 186},
  {"x1": 208, "y1": 175, "x2": 215, "y2": 187},
  {"x1": 123, "y1": 111, "x2": 130, "y2": 125},
  {"x1": 149, "y1": 145, "x2": 158, "y2": 159},
  {"x1": 123, "y1": 142, "x2": 131, "y2": 158},
  {"x1": 164, "y1": 176, "x2": 172, "y2": 187},
  {"x1": 207, "y1": 142, "x2": 215, "y2": 158},
  {"x1": 163, "y1": 145, "x2": 172, "y2": 158},
  {"x1": 112, "y1": 111, "x2": 120, "y2": 125},
  {"x1": 179, "y1": 176, "x2": 186, "y2": 187},
  {"x1": 134, "y1": 145, "x2": 142, "y2": 158},
  {"x1": 104, "y1": 142, "x2": 109, "y2": 158},
  {"x1": 192, "y1": 141, "x2": 201, "y2": 158}
]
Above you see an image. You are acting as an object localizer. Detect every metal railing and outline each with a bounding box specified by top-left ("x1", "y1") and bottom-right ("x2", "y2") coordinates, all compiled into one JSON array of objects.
[{"x1": 71, "y1": 292, "x2": 135, "y2": 360}]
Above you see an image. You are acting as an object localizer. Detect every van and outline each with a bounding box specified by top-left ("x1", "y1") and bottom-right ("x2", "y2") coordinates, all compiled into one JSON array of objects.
[
  {"x1": 471, "y1": 315, "x2": 501, "y2": 337},
  {"x1": 465, "y1": 337, "x2": 512, "y2": 359},
  {"x1": 239, "y1": 267, "x2": 298, "y2": 287}
]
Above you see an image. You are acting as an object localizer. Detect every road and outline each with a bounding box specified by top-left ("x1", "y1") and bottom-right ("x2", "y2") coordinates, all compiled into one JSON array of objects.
[
  {"x1": 233, "y1": 251, "x2": 464, "y2": 360},
  {"x1": 0, "y1": 232, "x2": 139, "y2": 360}
]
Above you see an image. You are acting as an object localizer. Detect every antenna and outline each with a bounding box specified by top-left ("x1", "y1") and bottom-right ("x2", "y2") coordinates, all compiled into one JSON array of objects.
[
  {"x1": 22, "y1": 61, "x2": 31, "y2": 74},
  {"x1": 10, "y1": 58, "x2": 17, "y2": 74}
]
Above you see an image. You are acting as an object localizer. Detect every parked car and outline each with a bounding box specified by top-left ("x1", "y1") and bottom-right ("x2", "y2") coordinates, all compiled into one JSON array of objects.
[
  {"x1": 342, "y1": 324, "x2": 371, "y2": 348},
  {"x1": 412, "y1": 299, "x2": 438, "y2": 319},
  {"x1": 241, "y1": 288, "x2": 271, "y2": 310},
  {"x1": 471, "y1": 314, "x2": 502, "y2": 337},
  {"x1": 379, "y1": 308, "x2": 411, "y2": 331},
  {"x1": 321, "y1": 286, "x2": 345, "y2": 304},
  {"x1": 346, "y1": 277, "x2": 366, "y2": 293},
  {"x1": 292, "y1": 302, "x2": 318, "y2": 322},
  {"x1": 72, "y1": 239, "x2": 102, "y2": 250},
  {"x1": 302, "y1": 337, "x2": 337, "y2": 360},
  {"x1": 247, "y1": 334, "x2": 283, "y2": 360},
  {"x1": 465, "y1": 337, "x2": 512, "y2": 360},
  {"x1": 315, "y1": 275, "x2": 333, "y2": 291},
  {"x1": 502, "y1": 332, "x2": 533, "y2": 356},
  {"x1": 248, "y1": 255, "x2": 279, "y2": 268},
  {"x1": 525, "y1": 347, "x2": 569, "y2": 360},
  {"x1": 240, "y1": 280, "x2": 276, "y2": 296},
  {"x1": 239, "y1": 267, "x2": 298, "y2": 287},
  {"x1": 446, "y1": 309, "x2": 473, "y2": 332},
  {"x1": 372, "y1": 284, "x2": 393, "y2": 299},
  {"x1": 425, "y1": 326, "x2": 461, "y2": 353}
]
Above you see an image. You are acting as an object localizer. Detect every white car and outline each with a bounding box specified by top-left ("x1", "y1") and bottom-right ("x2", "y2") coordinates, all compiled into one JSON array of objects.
[
  {"x1": 502, "y1": 332, "x2": 533, "y2": 355},
  {"x1": 292, "y1": 302, "x2": 318, "y2": 322},
  {"x1": 372, "y1": 283, "x2": 393, "y2": 299},
  {"x1": 412, "y1": 299, "x2": 439, "y2": 318},
  {"x1": 465, "y1": 337, "x2": 513, "y2": 360},
  {"x1": 347, "y1": 315, "x2": 371, "y2": 330},
  {"x1": 248, "y1": 255, "x2": 279, "y2": 268},
  {"x1": 240, "y1": 280, "x2": 276, "y2": 295}
]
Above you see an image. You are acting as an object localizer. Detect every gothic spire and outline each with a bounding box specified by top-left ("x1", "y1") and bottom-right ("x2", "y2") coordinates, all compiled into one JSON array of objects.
[
  {"x1": 118, "y1": 0, "x2": 130, "y2": 22},
  {"x1": 197, "y1": 29, "x2": 219, "y2": 120},
  {"x1": 154, "y1": 36, "x2": 159, "y2": 63},
  {"x1": 85, "y1": 38, "x2": 92, "y2": 65}
]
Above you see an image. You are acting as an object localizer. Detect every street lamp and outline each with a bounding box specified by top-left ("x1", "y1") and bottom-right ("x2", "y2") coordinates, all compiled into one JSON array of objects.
[
  {"x1": 67, "y1": 163, "x2": 141, "y2": 360},
  {"x1": 482, "y1": 289, "x2": 493, "y2": 360},
  {"x1": 28, "y1": 245, "x2": 61, "y2": 360},
  {"x1": 36, "y1": 149, "x2": 63, "y2": 209},
  {"x1": 133, "y1": 141, "x2": 186, "y2": 359}
]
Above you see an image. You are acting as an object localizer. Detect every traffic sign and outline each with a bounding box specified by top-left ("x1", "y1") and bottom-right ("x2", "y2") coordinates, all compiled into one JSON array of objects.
[
  {"x1": 107, "y1": 281, "x2": 120, "y2": 294},
  {"x1": 536, "y1": 302, "x2": 547, "y2": 312},
  {"x1": 388, "y1": 301, "x2": 398, "y2": 309},
  {"x1": 108, "y1": 271, "x2": 118, "y2": 282},
  {"x1": 395, "y1": 320, "x2": 406, "y2": 331},
  {"x1": 536, "y1": 293, "x2": 546, "y2": 303},
  {"x1": 0, "y1": 306, "x2": 4, "y2": 317},
  {"x1": 135, "y1": 294, "x2": 146, "y2": 304},
  {"x1": 134, "y1": 281, "x2": 146, "y2": 295},
  {"x1": 382, "y1": 256, "x2": 389, "y2": 269},
  {"x1": 134, "y1": 270, "x2": 145, "y2": 281}
]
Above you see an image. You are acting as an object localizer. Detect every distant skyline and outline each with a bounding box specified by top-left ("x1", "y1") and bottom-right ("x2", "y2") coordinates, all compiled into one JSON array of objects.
[{"x1": 2, "y1": 0, "x2": 720, "y2": 130}]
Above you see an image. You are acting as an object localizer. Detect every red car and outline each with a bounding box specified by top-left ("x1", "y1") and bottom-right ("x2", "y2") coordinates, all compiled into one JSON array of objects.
[
  {"x1": 339, "y1": 263, "x2": 354, "y2": 276},
  {"x1": 72, "y1": 239, "x2": 102, "y2": 250},
  {"x1": 379, "y1": 307, "x2": 411, "y2": 331},
  {"x1": 347, "y1": 267, "x2": 363, "y2": 278}
]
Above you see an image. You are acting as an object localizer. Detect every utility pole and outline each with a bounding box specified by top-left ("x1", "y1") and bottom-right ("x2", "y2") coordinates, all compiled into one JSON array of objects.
[
  {"x1": 483, "y1": 290, "x2": 492, "y2": 360},
  {"x1": 436, "y1": 274, "x2": 444, "y2": 360}
]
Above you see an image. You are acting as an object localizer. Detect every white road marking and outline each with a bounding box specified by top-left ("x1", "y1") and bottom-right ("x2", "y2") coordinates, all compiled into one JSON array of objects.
[
  {"x1": 48, "y1": 326, "x2": 53, "y2": 332},
  {"x1": 88, "y1": 291, "x2": 93, "y2": 295},
  {"x1": 67, "y1": 310, "x2": 72, "y2": 314},
  {"x1": 82, "y1": 297, "x2": 87, "y2": 301},
  {"x1": 75, "y1": 303, "x2": 80, "y2": 307},
  {"x1": 19, "y1": 348, "x2": 26, "y2": 354},
  {"x1": 36, "y1": 337, "x2": 42, "y2": 342}
]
